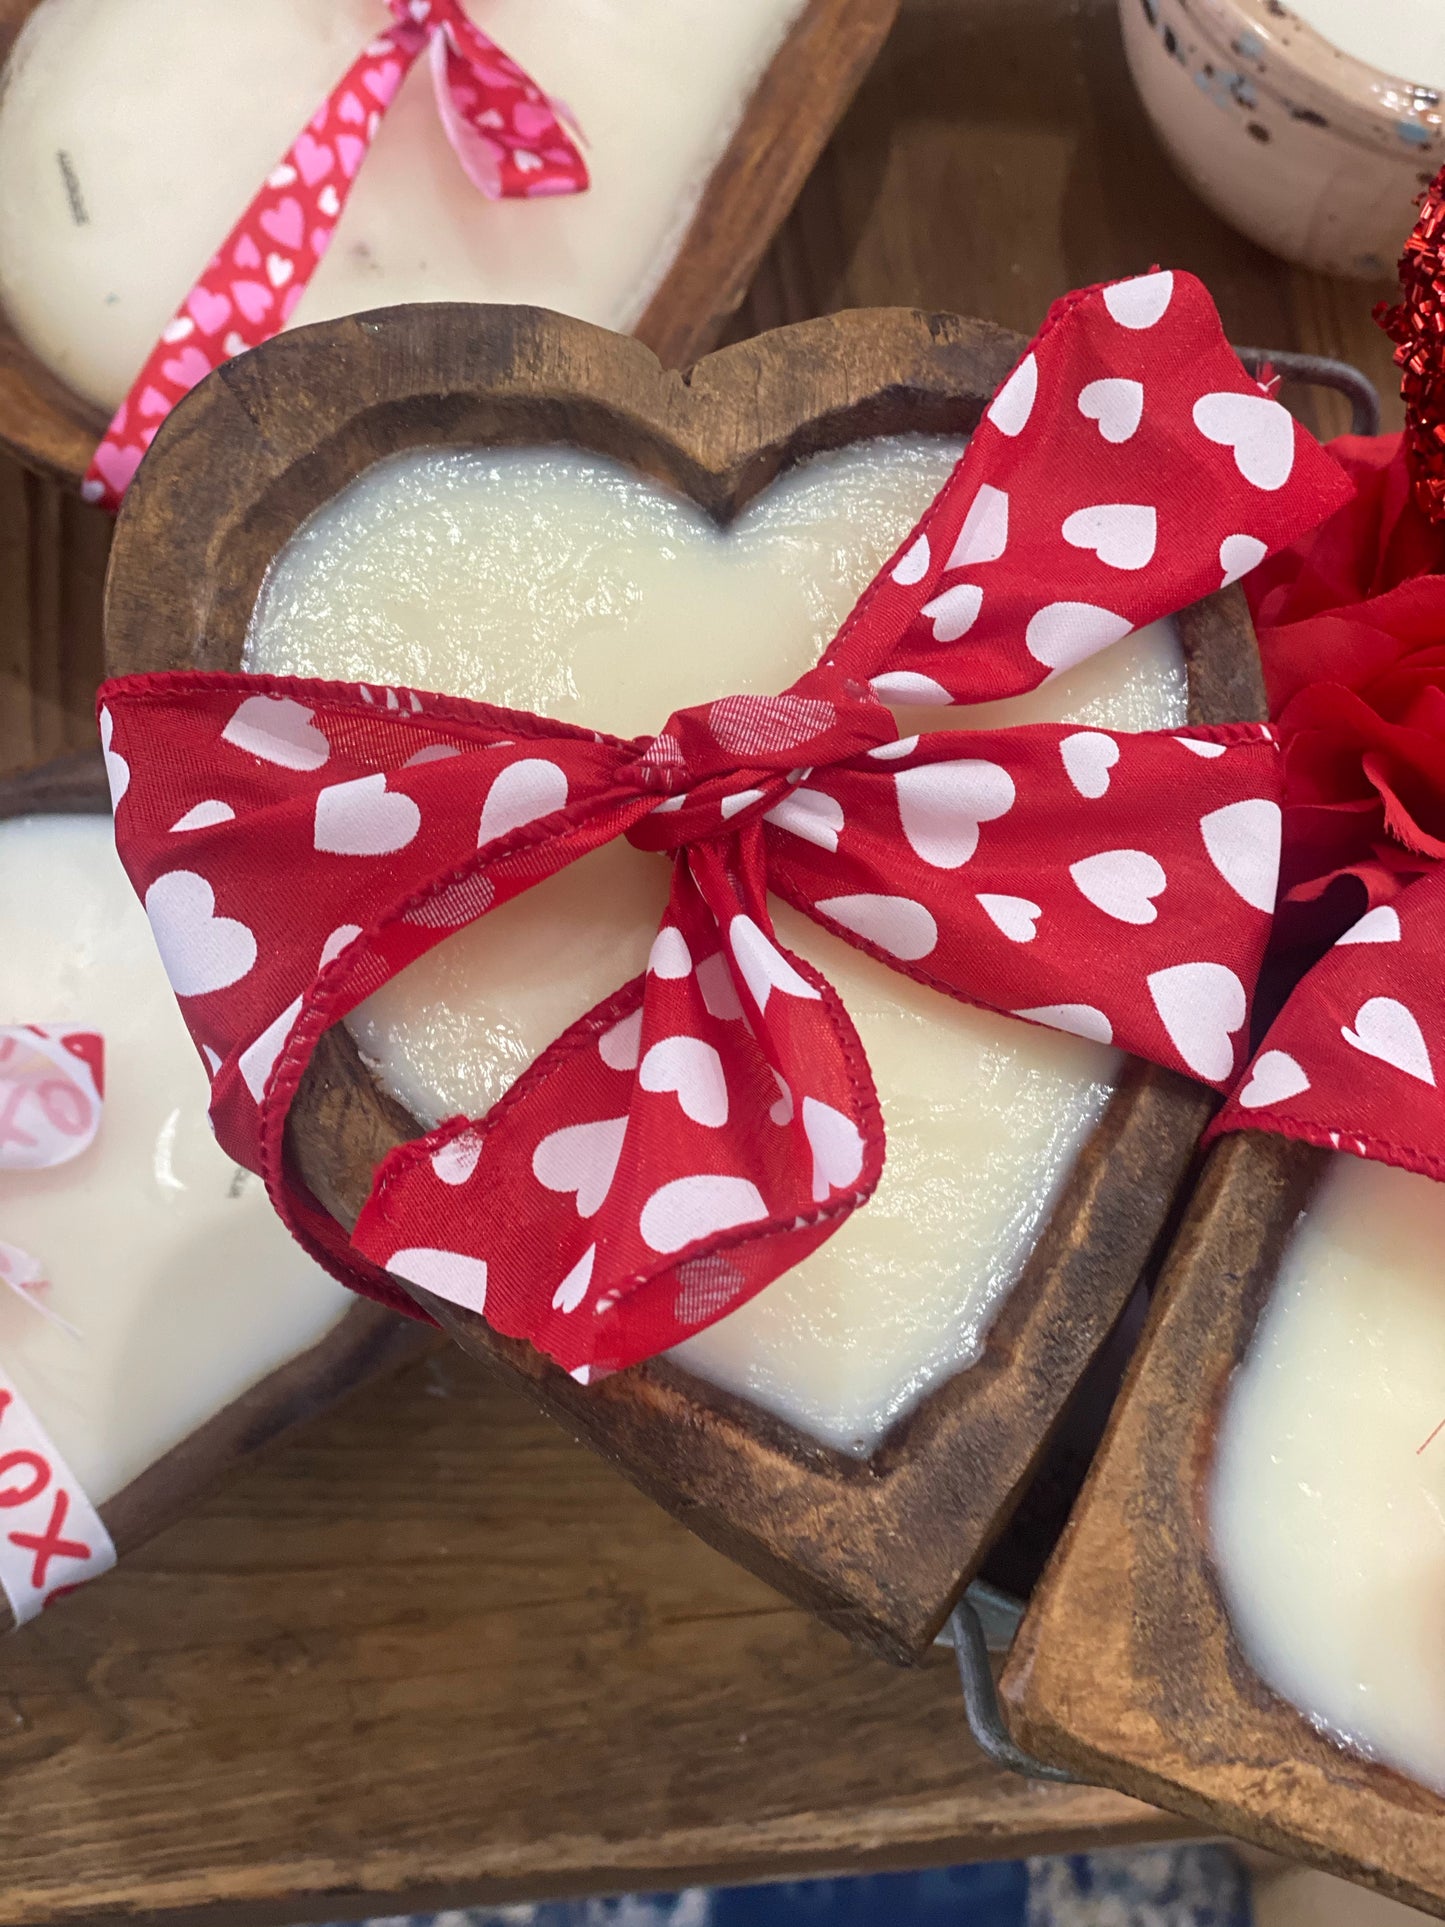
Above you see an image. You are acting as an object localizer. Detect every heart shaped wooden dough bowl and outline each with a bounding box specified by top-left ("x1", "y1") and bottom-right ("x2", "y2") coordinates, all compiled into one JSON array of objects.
[
  {"x1": 0, "y1": 0, "x2": 897, "y2": 488},
  {"x1": 0, "y1": 746, "x2": 428, "y2": 1634},
  {"x1": 103, "y1": 303, "x2": 1267, "y2": 1660}
]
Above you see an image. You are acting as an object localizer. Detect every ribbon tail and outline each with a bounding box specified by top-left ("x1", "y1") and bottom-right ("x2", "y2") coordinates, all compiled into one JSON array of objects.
[
  {"x1": 432, "y1": 16, "x2": 588, "y2": 201},
  {"x1": 83, "y1": 23, "x2": 426, "y2": 512},
  {"x1": 1215, "y1": 866, "x2": 1445, "y2": 1176},
  {"x1": 351, "y1": 831, "x2": 883, "y2": 1374}
]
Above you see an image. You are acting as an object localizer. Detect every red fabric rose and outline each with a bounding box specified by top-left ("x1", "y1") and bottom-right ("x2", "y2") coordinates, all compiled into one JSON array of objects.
[{"x1": 1247, "y1": 432, "x2": 1445, "y2": 952}]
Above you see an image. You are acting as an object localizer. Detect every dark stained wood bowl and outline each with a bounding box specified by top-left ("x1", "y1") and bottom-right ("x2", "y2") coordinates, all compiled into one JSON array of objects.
[
  {"x1": 998, "y1": 1132, "x2": 1445, "y2": 1919},
  {"x1": 103, "y1": 299, "x2": 1267, "y2": 1661},
  {"x1": 0, "y1": 747, "x2": 431, "y2": 1633},
  {"x1": 0, "y1": 0, "x2": 901, "y2": 487}
]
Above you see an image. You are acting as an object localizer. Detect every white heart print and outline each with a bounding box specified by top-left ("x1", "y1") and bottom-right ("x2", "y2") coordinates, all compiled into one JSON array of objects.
[
  {"x1": 99, "y1": 706, "x2": 129, "y2": 807},
  {"x1": 802, "y1": 1097, "x2": 865, "y2": 1203},
  {"x1": 478, "y1": 758, "x2": 568, "y2": 846},
  {"x1": 1102, "y1": 271, "x2": 1174, "y2": 330},
  {"x1": 1200, "y1": 798, "x2": 1281, "y2": 913},
  {"x1": 1341, "y1": 997, "x2": 1435, "y2": 1086},
  {"x1": 432, "y1": 1133, "x2": 483, "y2": 1186},
  {"x1": 532, "y1": 1115, "x2": 629, "y2": 1216},
  {"x1": 1147, "y1": 961, "x2": 1246, "y2": 1081},
  {"x1": 1192, "y1": 392, "x2": 1296, "y2": 491},
  {"x1": 648, "y1": 927, "x2": 692, "y2": 979},
  {"x1": 977, "y1": 893, "x2": 1041, "y2": 943},
  {"x1": 1336, "y1": 904, "x2": 1401, "y2": 946},
  {"x1": 1011, "y1": 1003, "x2": 1113, "y2": 1045},
  {"x1": 387, "y1": 1246, "x2": 489, "y2": 1315},
  {"x1": 599, "y1": 1008, "x2": 644, "y2": 1070},
  {"x1": 222, "y1": 693, "x2": 330, "y2": 771},
  {"x1": 947, "y1": 484, "x2": 1009, "y2": 568},
  {"x1": 870, "y1": 671, "x2": 952, "y2": 707},
  {"x1": 238, "y1": 995, "x2": 303, "y2": 1102},
  {"x1": 170, "y1": 800, "x2": 235, "y2": 832},
  {"x1": 891, "y1": 533, "x2": 930, "y2": 585},
  {"x1": 729, "y1": 915, "x2": 822, "y2": 1012},
  {"x1": 639, "y1": 1174, "x2": 768, "y2": 1254},
  {"x1": 1077, "y1": 377, "x2": 1143, "y2": 444},
  {"x1": 144, "y1": 870, "x2": 258, "y2": 997},
  {"x1": 1069, "y1": 849, "x2": 1166, "y2": 925},
  {"x1": 1218, "y1": 533, "x2": 1268, "y2": 587},
  {"x1": 816, "y1": 892, "x2": 938, "y2": 961},
  {"x1": 314, "y1": 773, "x2": 422, "y2": 856},
  {"x1": 552, "y1": 1245, "x2": 595, "y2": 1314},
  {"x1": 1060, "y1": 731, "x2": 1119, "y2": 799},
  {"x1": 921, "y1": 582, "x2": 983, "y2": 643},
  {"x1": 1025, "y1": 601, "x2": 1132, "y2": 674},
  {"x1": 895, "y1": 759, "x2": 1015, "y2": 869},
  {"x1": 765, "y1": 787, "x2": 845, "y2": 853},
  {"x1": 639, "y1": 1035, "x2": 730, "y2": 1128},
  {"x1": 987, "y1": 353, "x2": 1037, "y2": 437},
  {"x1": 1237, "y1": 1050, "x2": 1310, "y2": 1110},
  {"x1": 1061, "y1": 504, "x2": 1157, "y2": 572}
]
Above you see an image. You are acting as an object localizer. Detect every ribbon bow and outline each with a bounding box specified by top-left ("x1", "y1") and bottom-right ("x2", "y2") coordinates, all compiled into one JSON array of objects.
[
  {"x1": 100, "y1": 272, "x2": 1352, "y2": 1376},
  {"x1": 82, "y1": 0, "x2": 587, "y2": 511}
]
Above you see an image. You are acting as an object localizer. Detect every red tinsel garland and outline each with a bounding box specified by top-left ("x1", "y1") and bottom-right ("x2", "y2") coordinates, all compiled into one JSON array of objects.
[{"x1": 1378, "y1": 163, "x2": 1445, "y2": 523}]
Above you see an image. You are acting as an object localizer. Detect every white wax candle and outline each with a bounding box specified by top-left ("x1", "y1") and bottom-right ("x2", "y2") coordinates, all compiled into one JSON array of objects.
[
  {"x1": 0, "y1": 0, "x2": 806, "y2": 414},
  {"x1": 0, "y1": 815, "x2": 351, "y2": 1506},
  {"x1": 1211, "y1": 1152, "x2": 1445, "y2": 1794},
  {"x1": 245, "y1": 437, "x2": 1187, "y2": 1452},
  {"x1": 1285, "y1": 0, "x2": 1445, "y2": 92}
]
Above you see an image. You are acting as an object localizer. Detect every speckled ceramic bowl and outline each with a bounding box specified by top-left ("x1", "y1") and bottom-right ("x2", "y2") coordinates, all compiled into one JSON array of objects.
[{"x1": 1120, "y1": 0, "x2": 1443, "y2": 277}]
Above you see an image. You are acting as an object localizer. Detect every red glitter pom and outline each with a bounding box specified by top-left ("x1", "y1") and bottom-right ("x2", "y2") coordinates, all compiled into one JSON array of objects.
[{"x1": 1377, "y1": 164, "x2": 1445, "y2": 523}]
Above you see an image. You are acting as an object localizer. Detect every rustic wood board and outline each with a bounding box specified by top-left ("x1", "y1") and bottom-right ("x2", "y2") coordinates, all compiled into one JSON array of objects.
[
  {"x1": 0, "y1": 0, "x2": 1420, "y2": 1910},
  {"x1": 103, "y1": 297, "x2": 1264, "y2": 1662},
  {"x1": 998, "y1": 1131, "x2": 1445, "y2": 1921},
  {"x1": 0, "y1": 0, "x2": 900, "y2": 486}
]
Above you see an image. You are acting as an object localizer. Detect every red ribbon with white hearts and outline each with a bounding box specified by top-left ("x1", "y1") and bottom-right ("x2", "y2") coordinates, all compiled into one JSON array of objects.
[
  {"x1": 99, "y1": 271, "x2": 1354, "y2": 1377},
  {"x1": 1216, "y1": 879, "x2": 1445, "y2": 1173},
  {"x1": 0, "y1": 1026, "x2": 115, "y2": 1622},
  {"x1": 81, "y1": 0, "x2": 587, "y2": 511}
]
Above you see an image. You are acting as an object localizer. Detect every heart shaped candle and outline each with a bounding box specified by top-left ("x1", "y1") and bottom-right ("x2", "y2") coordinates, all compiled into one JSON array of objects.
[
  {"x1": 0, "y1": 0, "x2": 897, "y2": 485},
  {"x1": 0, "y1": 752, "x2": 425, "y2": 1628},
  {"x1": 103, "y1": 303, "x2": 1272, "y2": 1658}
]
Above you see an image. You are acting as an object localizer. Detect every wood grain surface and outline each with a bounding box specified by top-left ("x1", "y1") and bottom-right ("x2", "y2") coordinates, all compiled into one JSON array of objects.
[
  {"x1": 0, "y1": 0, "x2": 900, "y2": 486},
  {"x1": 0, "y1": 0, "x2": 1420, "y2": 1915},
  {"x1": 104, "y1": 298, "x2": 1262, "y2": 1662},
  {"x1": 998, "y1": 1131, "x2": 1445, "y2": 1921}
]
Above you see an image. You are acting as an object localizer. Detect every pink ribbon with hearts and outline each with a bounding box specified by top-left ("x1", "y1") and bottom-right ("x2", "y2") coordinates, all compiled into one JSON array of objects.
[
  {"x1": 98, "y1": 271, "x2": 1354, "y2": 1378},
  {"x1": 82, "y1": 0, "x2": 587, "y2": 512}
]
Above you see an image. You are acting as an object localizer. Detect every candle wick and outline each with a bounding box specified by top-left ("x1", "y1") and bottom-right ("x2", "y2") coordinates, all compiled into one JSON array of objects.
[
  {"x1": 1416, "y1": 1416, "x2": 1445, "y2": 1457},
  {"x1": 56, "y1": 151, "x2": 88, "y2": 227}
]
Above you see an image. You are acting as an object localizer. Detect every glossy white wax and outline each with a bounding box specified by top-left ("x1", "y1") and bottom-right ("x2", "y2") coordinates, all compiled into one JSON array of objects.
[
  {"x1": 0, "y1": 816, "x2": 351, "y2": 1505},
  {"x1": 246, "y1": 438, "x2": 1187, "y2": 1453},
  {"x1": 1212, "y1": 1153, "x2": 1445, "y2": 1794},
  {"x1": 1287, "y1": 0, "x2": 1445, "y2": 92},
  {"x1": 0, "y1": 0, "x2": 805, "y2": 412}
]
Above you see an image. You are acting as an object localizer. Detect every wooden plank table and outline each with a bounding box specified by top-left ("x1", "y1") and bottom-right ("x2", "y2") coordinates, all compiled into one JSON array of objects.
[{"x1": 0, "y1": 1, "x2": 1407, "y2": 1920}]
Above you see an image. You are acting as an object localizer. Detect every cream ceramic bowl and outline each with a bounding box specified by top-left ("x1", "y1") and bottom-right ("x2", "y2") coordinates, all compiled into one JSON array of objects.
[{"x1": 1119, "y1": 0, "x2": 1444, "y2": 277}]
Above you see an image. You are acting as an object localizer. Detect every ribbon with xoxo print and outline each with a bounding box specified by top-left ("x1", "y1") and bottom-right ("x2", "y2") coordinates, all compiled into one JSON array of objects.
[
  {"x1": 99, "y1": 271, "x2": 1353, "y2": 1377},
  {"x1": 0, "y1": 1026, "x2": 114, "y2": 1623},
  {"x1": 0, "y1": 1025, "x2": 102, "y2": 1324},
  {"x1": 82, "y1": 0, "x2": 587, "y2": 511}
]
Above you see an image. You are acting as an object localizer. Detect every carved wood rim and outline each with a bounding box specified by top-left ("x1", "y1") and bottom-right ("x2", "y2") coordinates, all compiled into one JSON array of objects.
[
  {"x1": 999, "y1": 1130, "x2": 1445, "y2": 1917},
  {"x1": 0, "y1": 0, "x2": 901, "y2": 487},
  {"x1": 104, "y1": 300, "x2": 1265, "y2": 1660}
]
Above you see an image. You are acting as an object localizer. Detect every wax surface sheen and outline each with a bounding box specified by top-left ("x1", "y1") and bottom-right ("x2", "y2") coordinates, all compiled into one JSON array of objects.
[
  {"x1": 247, "y1": 437, "x2": 1187, "y2": 1452},
  {"x1": 0, "y1": 0, "x2": 805, "y2": 413},
  {"x1": 1287, "y1": 0, "x2": 1445, "y2": 91},
  {"x1": 0, "y1": 817, "x2": 350, "y2": 1505},
  {"x1": 1212, "y1": 1153, "x2": 1445, "y2": 1794}
]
